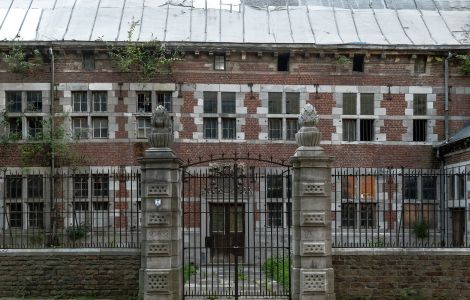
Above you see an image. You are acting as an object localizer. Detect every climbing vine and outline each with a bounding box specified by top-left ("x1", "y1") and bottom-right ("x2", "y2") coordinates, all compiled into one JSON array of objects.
[
  {"x1": 456, "y1": 54, "x2": 470, "y2": 75},
  {"x1": 106, "y1": 20, "x2": 182, "y2": 81},
  {"x1": 1, "y1": 37, "x2": 41, "y2": 74}
]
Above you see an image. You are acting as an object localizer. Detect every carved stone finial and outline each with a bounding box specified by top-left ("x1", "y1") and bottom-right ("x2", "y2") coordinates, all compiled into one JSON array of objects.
[
  {"x1": 148, "y1": 105, "x2": 173, "y2": 148},
  {"x1": 295, "y1": 104, "x2": 321, "y2": 147}
]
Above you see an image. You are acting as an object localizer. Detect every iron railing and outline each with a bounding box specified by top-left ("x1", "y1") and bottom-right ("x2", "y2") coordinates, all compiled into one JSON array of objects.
[
  {"x1": 0, "y1": 169, "x2": 141, "y2": 248},
  {"x1": 332, "y1": 166, "x2": 469, "y2": 248}
]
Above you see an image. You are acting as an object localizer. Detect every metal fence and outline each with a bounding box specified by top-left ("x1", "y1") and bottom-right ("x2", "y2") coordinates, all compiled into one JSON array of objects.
[
  {"x1": 332, "y1": 166, "x2": 470, "y2": 248},
  {"x1": 0, "y1": 169, "x2": 141, "y2": 248}
]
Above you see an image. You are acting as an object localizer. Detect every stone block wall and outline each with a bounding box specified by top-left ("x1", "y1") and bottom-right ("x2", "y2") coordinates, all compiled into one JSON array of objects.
[
  {"x1": 0, "y1": 249, "x2": 140, "y2": 299},
  {"x1": 333, "y1": 248, "x2": 470, "y2": 300}
]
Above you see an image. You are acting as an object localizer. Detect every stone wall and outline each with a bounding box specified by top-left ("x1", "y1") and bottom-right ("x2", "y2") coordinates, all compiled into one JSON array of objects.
[
  {"x1": 333, "y1": 248, "x2": 470, "y2": 300},
  {"x1": 0, "y1": 249, "x2": 140, "y2": 299}
]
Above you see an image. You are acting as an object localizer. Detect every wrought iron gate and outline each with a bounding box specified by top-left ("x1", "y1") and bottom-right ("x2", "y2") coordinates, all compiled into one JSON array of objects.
[{"x1": 182, "y1": 155, "x2": 292, "y2": 299}]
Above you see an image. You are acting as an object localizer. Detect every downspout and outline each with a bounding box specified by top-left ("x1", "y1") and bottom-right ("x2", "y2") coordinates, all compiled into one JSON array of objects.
[
  {"x1": 444, "y1": 52, "x2": 452, "y2": 142},
  {"x1": 49, "y1": 47, "x2": 56, "y2": 245}
]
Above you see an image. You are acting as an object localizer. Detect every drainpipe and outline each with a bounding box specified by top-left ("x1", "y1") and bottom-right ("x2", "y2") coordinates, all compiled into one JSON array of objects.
[
  {"x1": 48, "y1": 47, "x2": 56, "y2": 245},
  {"x1": 444, "y1": 52, "x2": 452, "y2": 142}
]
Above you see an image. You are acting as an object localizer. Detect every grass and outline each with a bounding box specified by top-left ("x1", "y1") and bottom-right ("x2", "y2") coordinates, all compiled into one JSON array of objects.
[{"x1": 262, "y1": 256, "x2": 291, "y2": 291}]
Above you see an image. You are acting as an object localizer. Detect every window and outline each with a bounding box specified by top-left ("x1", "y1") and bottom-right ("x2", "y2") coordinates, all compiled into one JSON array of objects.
[
  {"x1": 267, "y1": 202, "x2": 283, "y2": 227},
  {"x1": 286, "y1": 119, "x2": 298, "y2": 141},
  {"x1": 360, "y1": 94, "x2": 374, "y2": 115},
  {"x1": 403, "y1": 175, "x2": 436, "y2": 200},
  {"x1": 343, "y1": 93, "x2": 357, "y2": 115},
  {"x1": 203, "y1": 92, "x2": 218, "y2": 113},
  {"x1": 360, "y1": 119, "x2": 374, "y2": 141},
  {"x1": 137, "y1": 92, "x2": 151, "y2": 113},
  {"x1": 157, "y1": 92, "x2": 172, "y2": 112},
  {"x1": 422, "y1": 176, "x2": 436, "y2": 200},
  {"x1": 450, "y1": 174, "x2": 467, "y2": 200},
  {"x1": 286, "y1": 92, "x2": 300, "y2": 114},
  {"x1": 8, "y1": 203, "x2": 22, "y2": 228},
  {"x1": 6, "y1": 91, "x2": 22, "y2": 112},
  {"x1": 8, "y1": 117, "x2": 22, "y2": 139},
  {"x1": 26, "y1": 91, "x2": 42, "y2": 112},
  {"x1": 413, "y1": 120, "x2": 427, "y2": 142},
  {"x1": 267, "y1": 175, "x2": 283, "y2": 198},
  {"x1": 203, "y1": 118, "x2": 218, "y2": 139},
  {"x1": 413, "y1": 94, "x2": 427, "y2": 116},
  {"x1": 341, "y1": 175, "x2": 376, "y2": 200},
  {"x1": 73, "y1": 91, "x2": 88, "y2": 112},
  {"x1": 27, "y1": 117, "x2": 42, "y2": 139},
  {"x1": 268, "y1": 92, "x2": 282, "y2": 114},
  {"x1": 341, "y1": 203, "x2": 376, "y2": 228},
  {"x1": 27, "y1": 175, "x2": 43, "y2": 198},
  {"x1": 73, "y1": 175, "x2": 89, "y2": 198},
  {"x1": 268, "y1": 118, "x2": 282, "y2": 140},
  {"x1": 222, "y1": 118, "x2": 236, "y2": 139},
  {"x1": 214, "y1": 55, "x2": 225, "y2": 70},
  {"x1": 343, "y1": 119, "x2": 356, "y2": 142},
  {"x1": 404, "y1": 176, "x2": 418, "y2": 199},
  {"x1": 93, "y1": 202, "x2": 109, "y2": 210},
  {"x1": 221, "y1": 92, "x2": 236, "y2": 113},
  {"x1": 6, "y1": 176, "x2": 22, "y2": 199},
  {"x1": 82, "y1": 51, "x2": 95, "y2": 71},
  {"x1": 137, "y1": 117, "x2": 151, "y2": 138},
  {"x1": 341, "y1": 203, "x2": 356, "y2": 227},
  {"x1": 342, "y1": 93, "x2": 374, "y2": 141},
  {"x1": 352, "y1": 54, "x2": 365, "y2": 72},
  {"x1": 92, "y1": 175, "x2": 109, "y2": 197},
  {"x1": 277, "y1": 53, "x2": 289, "y2": 71},
  {"x1": 92, "y1": 92, "x2": 107, "y2": 112},
  {"x1": 28, "y1": 203, "x2": 44, "y2": 228},
  {"x1": 92, "y1": 117, "x2": 108, "y2": 139},
  {"x1": 414, "y1": 56, "x2": 426, "y2": 74},
  {"x1": 72, "y1": 117, "x2": 89, "y2": 139},
  {"x1": 74, "y1": 201, "x2": 89, "y2": 211}
]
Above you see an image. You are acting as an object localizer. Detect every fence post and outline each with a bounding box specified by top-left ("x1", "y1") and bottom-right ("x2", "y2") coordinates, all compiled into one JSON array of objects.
[
  {"x1": 290, "y1": 104, "x2": 335, "y2": 300},
  {"x1": 139, "y1": 106, "x2": 182, "y2": 300}
]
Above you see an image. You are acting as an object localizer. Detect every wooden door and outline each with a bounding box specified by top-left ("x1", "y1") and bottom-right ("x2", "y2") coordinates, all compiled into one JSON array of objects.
[
  {"x1": 452, "y1": 209, "x2": 465, "y2": 247},
  {"x1": 209, "y1": 203, "x2": 244, "y2": 262}
]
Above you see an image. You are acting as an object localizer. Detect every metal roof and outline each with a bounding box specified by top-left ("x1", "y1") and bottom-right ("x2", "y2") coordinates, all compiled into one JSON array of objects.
[{"x1": 0, "y1": 0, "x2": 469, "y2": 47}]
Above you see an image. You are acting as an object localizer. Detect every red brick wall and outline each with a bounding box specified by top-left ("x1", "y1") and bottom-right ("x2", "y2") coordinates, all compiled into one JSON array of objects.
[{"x1": 334, "y1": 250, "x2": 470, "y2": 299}]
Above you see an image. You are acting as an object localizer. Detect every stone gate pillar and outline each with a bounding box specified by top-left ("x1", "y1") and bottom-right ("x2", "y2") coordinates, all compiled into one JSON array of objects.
[
  {"x1": 290, "y1": 104, "x2": 335, "y2": 300},
  {"x1": 139, "y1": 106, "x2": 182, "y2": 300}
]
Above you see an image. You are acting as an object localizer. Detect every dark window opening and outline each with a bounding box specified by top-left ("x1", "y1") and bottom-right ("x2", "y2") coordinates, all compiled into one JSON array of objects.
[
  {"x1": 422, "y1": 176, "x2": 437, "y2": 200},
  {"x1": 341, "y1": 203, "x2": 356, "y2": 227},
  {"x1": 343, "y1": 93, "x2": 357, "y2": 115},
  {"x1": 157, "y1": 92, "x2": 172, "y2": 112},
  {"x1": 214, "y1": 55, "x2": 225, "y2": 70},
  {"x1": 82, "y1": 51, "x2": 95, "y2": 71},
  {"x1": 352, "y1": 54, "x2": 365, "y2": 72},
  {"x1": 268, "y1": 92, "x2": 282, "y2": 114},
  {"x1": 8, "y1": 203, "x2": 23, "y2": 228},
  {"x1": 286, "y1": 119, "x2": 298, "y2": 141},
  {"x1": 268, "y1": 118, "x2": 282, "y2": 140},
  {"x1": 72, "y1": 91, "x2": 88, "y2": 112},
  {"x1": 28, "y1": 203, "x2": 44, "y2": 228},
  {"x1": 73, "y1": 175, "x2": 89, "y2": 198},
  {"x1": 277, "y1": 53, "x2": 289, "y2": 71},
  {"x1": 92, "y1": 175, "x2": 109, "y2": 197},
  {"x1": 267, "y1": 202, "x2": 283, "y2": 227},
  {"x1": 343, "y1": 119, "x2": 356, "y2": 141},
  {"x1": 27, "y1": 175, "x2": 43, "y2": 198},
  {"x1": 414, "y1": 56, "x2": 426, "y2": 74},
  {"x1": 360, "y1": 94, "x2": 374, "y2": 115},
  {"x1": 359, "y1": 119, "x2": 374, "y2": 141},
  {"x1": 267, "y1": 175, "x2": 283, "y2": 198},
  {"x1": 413, "y1": 119, "x2": 427, "y2": 142},
  {"x1": 26, "y1": 91, "x2": 42, "y2": 112},
  {"x1": 6, "y1": 91, "x2": 22, "y2": 113},
  {"x1": 8, "y1": 117, "x2": 22, "y2": 139},
  {"x1": 6, "y1": 176, "x2": 22, "y2": 199},
  {"x1": 221, "y1": 92, "x2": 236, "y2": 114},
  {"x1": 413, "y1": 94, "x2": 427, "y2": 116},
  {"x1": 27, "y1": 117, "x2": 43, "y2": 139},
  {"x1": 286, "y1": 92, "x2": 300, "y2": 114},
  {"x1": 404, "y1": 176, "x2": 417, "y2": 199}
]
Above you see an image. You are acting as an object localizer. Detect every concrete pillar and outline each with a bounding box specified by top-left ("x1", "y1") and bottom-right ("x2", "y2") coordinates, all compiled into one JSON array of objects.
[
  {"x1": 290, "y1": 104, "x2": 335, "y2": 300},
  {"x1": 139, "y1": 106, "x2": 182, "y2": 300}
]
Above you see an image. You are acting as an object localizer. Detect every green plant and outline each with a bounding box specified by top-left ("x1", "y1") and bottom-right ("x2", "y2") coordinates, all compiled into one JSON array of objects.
[
  {"x1": 413, "y1": 221, "x2": 429, "y2": 239},
  {"x1": 29, "y1": 232, "x2": 45, "y2": 246},
  {"x1": 262, "y1": 256, "x2": 291, "y2": 291},
  {"x1": 400, "y1": 288, "x2": 424, "y2": 300},
  {"x1": 183, "y1": 263, "x2": 198, "y2": 283},
  {"x1": 105, "y1": 20, "x2": 182, "y2": 81},
  {"x1": 336, "y1": 55, "x2": 351, "y2": 65},
  {"x1": 238, "y1": 267, "x2": 247, "y2": 281},
  {"x1": 66, "y1": 223, "x2": 89, "y2": 240},
  {"x1": 456, "y1": 54, "x2": 470, "y2": 75},
  {"x1": 368, "y1": 238, "x2": 385, "y2": 248},
  {"x1": 2, "y1": 37, "x2": 40, "y2": 74}
]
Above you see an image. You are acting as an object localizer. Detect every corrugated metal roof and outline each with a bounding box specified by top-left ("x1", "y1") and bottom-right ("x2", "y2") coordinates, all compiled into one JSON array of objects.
[{"x1": 0, "y1": 0, "x2": 469, "y2": 47}]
